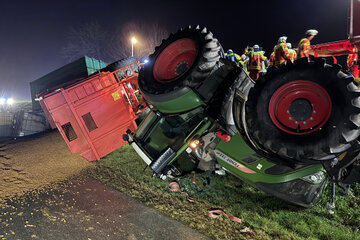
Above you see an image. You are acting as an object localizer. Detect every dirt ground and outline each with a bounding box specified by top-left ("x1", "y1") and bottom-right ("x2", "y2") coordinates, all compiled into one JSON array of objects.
[
  {"x1": 0, "y1": 132, "x2": 209, "y2": 239},
  {"x1": 0, "y1": 131, "x2": 93, "y2": 200},
  {"x1": 0, "y1": 176, "x2": 209, "y2": 240}
]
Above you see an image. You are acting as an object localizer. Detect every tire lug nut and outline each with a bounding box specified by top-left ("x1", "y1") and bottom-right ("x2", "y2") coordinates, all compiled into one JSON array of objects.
[
  {"x1": 310, "y1": 117, "x2": 314, "y2": 120},
  {"x1": 303, "y1": 121, "x2": 306, "y2": 124},
  {"x1": 289, "y1": 117, "x2": 292, "y2": 120},
  {"x1": 313, "y1": 110, "x2": 316, "y2": 114},
  {"x1": 295, "y1": 121, "x2": 298, "y2": 124},
  {"x1": 287, "y1": 110, "x2": 290, "y2": 113}
]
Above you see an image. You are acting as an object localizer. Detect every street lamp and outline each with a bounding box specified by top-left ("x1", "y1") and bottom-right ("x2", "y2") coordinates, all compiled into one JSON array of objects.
[{"x1": 131, "y1": 37, "x2": 137, "y2": 57}]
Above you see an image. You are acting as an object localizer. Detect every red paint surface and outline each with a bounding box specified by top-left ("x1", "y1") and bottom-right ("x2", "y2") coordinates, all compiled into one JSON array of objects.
[
  {"x1": 39, "y1": 64, "x2": 141, "y2": 161},
  {"x1": 153, "y1": 38, "x2": 197, "y2": 82},
  {"x1": 269, "y1": 80, "x2": 332, "y2": 135}
]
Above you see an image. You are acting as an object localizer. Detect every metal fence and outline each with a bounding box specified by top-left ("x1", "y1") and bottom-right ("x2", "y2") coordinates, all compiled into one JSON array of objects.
[
  {"x1": 0, "y1": 112, "x2": 14, "y2": 137},
  {"x1": 0, "y1": 102, "x2": 50, "y2": 138}
]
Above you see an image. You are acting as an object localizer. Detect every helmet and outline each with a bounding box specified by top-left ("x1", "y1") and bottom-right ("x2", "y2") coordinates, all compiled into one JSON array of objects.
[
  {"x1": 278, "y1": 36, "x2": 287, "y2": 43},
  {"x1": 227, "y1": 49, "x2": 233, "y2": 53},
  {"x1": 253, "y1": 44, "x2": 260, "y2": 51},
  {"x1": 241, "y1": 54, "x2": 247, "y2": 61},
  {"x1": 286, "y1": 43, "x2": 292, "y2": 49},
  {"x1": 305, "y1": 29, "x2": 318, "y2": 36}
]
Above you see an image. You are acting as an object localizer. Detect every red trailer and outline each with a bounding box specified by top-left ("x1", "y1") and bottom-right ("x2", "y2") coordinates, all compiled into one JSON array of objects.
[{"x1": 39, "y1": 61, "x2": 143, "y2": 161}]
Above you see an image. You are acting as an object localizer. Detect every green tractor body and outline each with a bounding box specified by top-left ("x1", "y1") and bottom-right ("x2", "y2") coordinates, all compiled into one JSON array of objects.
[
  {"x1": 215, "y1": 134, "x2": 326, "y2": 207},
  {"x1": 129, "y1": 108, "x2": 326, "y2": 207},
  {"x1": 125, "y1": 26, "x2": 360, "y2": 207}
]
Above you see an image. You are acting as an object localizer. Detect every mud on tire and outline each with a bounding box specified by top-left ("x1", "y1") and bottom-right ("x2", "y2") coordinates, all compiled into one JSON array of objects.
[
  {"x1": 244, "y1": 58, "x2": 360, "y2": 163},
  {"x1": 139, "y1": 25, "x2": 223, "y2": 95}
]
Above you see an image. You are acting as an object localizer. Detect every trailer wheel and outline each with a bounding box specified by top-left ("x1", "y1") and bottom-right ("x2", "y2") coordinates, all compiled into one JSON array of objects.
[
  {"x1": 139, "y1": 25, "x2": 223, "y2": 95},
  {"x1": 244, "y1": 58, "x2": 360, "y2": 163},
  {"x1": 102, "y1": 57, "x2": 137, "y2": 72}
]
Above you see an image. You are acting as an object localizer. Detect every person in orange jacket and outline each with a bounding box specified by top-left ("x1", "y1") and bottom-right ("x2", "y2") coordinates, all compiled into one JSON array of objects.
[
  {"x1": 286, "y1": 43, "x2": 297, "y2": 63},
  {"x1": 348, "y1": 48, "x2": 359, "y2": 79},
  {"x1": 297, "y1": 29, "x2": 318, "y2": 59},
  {"x1": 245, "y1": 44, "x2": 266, "y2": 81},
  {"x1": 274, "y1": 36, "x2": 290, "y2": 65}
]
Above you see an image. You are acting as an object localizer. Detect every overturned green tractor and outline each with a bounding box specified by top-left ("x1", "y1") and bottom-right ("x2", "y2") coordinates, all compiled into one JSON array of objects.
[{"x1": 124, "y1": 26, "x2": 360, "y2": 207}]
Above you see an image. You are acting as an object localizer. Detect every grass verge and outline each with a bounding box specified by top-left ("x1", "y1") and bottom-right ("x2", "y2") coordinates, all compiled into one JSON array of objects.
[{"x1": 85, "y1": 144, "x2": 360, "y2": 240}]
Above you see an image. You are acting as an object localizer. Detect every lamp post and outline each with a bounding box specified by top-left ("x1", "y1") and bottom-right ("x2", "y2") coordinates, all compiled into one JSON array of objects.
[{"x1": 131, "y1": 37, "x2": 137, "y2": 57}]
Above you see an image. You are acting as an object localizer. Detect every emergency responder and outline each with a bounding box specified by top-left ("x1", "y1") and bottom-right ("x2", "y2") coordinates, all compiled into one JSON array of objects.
[
  {"x1": 260, "y1": 51, "x2": 269, "y2": 77},
  {"x1": 239, "y1": 54, "x2": 248, "y2": 71},
  {"x1": 245, "y1": 44, "x2": 266, "y2": 81},
  {"x1": 286, "y1": 43, "x2": 297, "y2": 63},
  {"x1": 273, "y1": 36, "x2": 290, "y2": 65},
  {"x1": 225, "y1": 49, "x2": 241, "y2": 63},
  {"x1": 348, "y1": 48, "x2": 359, "y2": 79},
  {"x1": 297, "y1": 29, "x2": 318, "y2": 59}
]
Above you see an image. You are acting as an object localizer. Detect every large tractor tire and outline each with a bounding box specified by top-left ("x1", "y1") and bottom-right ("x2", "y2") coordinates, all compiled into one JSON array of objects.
[
  {"x1": 243, "y1": 58, "x2": 360, "y2": 163},
  {"x1": 139, "y1": 25, "x2": 223, "y2": 96}
]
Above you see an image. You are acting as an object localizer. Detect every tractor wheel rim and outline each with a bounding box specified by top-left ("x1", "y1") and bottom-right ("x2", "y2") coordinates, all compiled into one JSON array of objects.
[
  {"x1": 269, "y1": 80, "x2": 332, "y2": 135},
  {"x1": 153, "y1": 38, "x2": 197, "y2": 83}
]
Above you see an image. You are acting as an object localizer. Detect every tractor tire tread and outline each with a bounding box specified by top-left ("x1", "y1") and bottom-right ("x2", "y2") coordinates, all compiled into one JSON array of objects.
[{"x1": 245, "y1": 58, "x2": 360, "y2": 163}]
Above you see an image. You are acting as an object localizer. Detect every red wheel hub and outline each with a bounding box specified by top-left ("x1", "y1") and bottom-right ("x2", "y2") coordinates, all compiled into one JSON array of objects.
[
  {"x1": 269, "y1": 80, "x2": 332, "y2": 135},
  {"x1": 153, "y1": 38, "x2": 197, "y2": 83}
]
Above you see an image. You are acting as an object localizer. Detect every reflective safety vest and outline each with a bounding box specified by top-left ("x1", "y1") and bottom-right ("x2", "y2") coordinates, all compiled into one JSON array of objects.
[
  {"x1": 297, "y1": 38, "x2": 311, "y2": 58},
  {"x1": 246, "y1": 51, "x2": 266, "y2": 70},
  {"x1": 261, "y1": 57, "x2": 268, "y2": 73},
  {"x1": 226, "y1": 52, "x2": 241, "y2": 62},
  {"x1": 241, "y1": 59, "x2": 249, "y2": 72},
  {"x1": 274, "y1": 42, "x2": 290, "y2": 65},
  {"x1": 239, "y1": 60, "x2": 245, "y2": 68},
  {"x1": 288, "y1": 49, "x2": 297, "y2": 62}
]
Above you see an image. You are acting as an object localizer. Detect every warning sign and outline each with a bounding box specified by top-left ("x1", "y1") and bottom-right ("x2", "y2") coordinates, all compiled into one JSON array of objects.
[{"x1": 111, "y1": 91, "x2": 121, "y2": 101}]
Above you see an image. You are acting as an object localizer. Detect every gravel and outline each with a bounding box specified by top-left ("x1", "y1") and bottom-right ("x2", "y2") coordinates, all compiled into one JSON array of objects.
[{"x1": 0, "y1": 131, "x2": 93, "y2": 201}]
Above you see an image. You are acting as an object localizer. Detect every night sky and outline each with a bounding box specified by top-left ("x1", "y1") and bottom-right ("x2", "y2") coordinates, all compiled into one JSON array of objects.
[{"x1": 0, "y1": 0, "x2": 350, "y2": 101}]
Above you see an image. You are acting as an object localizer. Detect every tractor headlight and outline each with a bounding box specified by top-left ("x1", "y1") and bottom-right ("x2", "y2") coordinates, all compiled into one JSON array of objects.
[
  {"x1": 0, "y1": 98, "x2": 5, "y2": 105},
  {"x1": 301, "y1": 171, "x2": 326, "y2": 183},
  {"x1": 189, "y1": 139, "x2": 200, "y2": 149}
]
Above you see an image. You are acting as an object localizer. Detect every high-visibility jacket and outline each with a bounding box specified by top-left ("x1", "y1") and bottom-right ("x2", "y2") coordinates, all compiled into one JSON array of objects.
[
  {"x1": 261, "y1": 58, "x2": 268, "y2": 73},
  {"x1": 239, "y1": 60, "x2": 245, "y2": 68},
  {"x1": 225, "y1": 52, "x2": 241, "y2": 62},
  {"x1": 246, "y1": 51, "x2": 266, "y2": 70},
  {"x1": 274, "y1": 42, "x2": 290, "y2": 65},
  {"x1": 288, "y1": 49, "x2": 297, "y2": 62},
  {"x1": 240, "y1": 59, "x2": 248, "y2": 72},
  {"x1": 347, "y1": 53, "x2": 358, "y2": 68},
  {"x1": 297, "y1": 38, "x2": 311, "y2": 58}
]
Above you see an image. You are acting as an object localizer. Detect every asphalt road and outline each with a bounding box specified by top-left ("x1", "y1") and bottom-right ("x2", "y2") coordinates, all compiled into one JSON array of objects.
[{"x1": 0, "y1": 175, "x2": 209, "y2": 240}]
